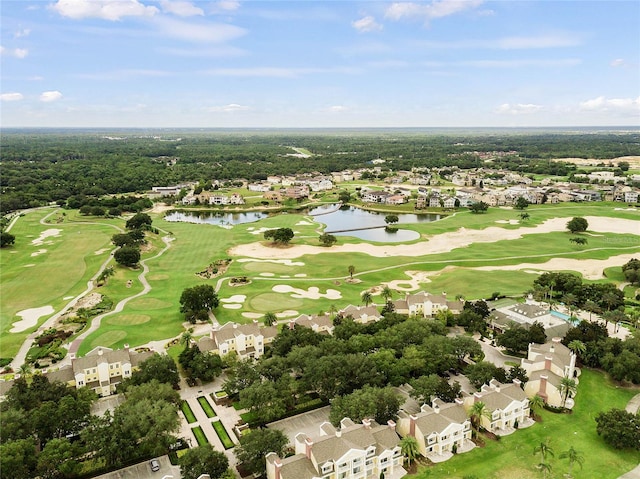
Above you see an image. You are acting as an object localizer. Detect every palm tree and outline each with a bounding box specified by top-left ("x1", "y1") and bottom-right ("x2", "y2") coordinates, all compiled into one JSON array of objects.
[
  {"x1": 533, "y1": 437, "x2": 554, "y2": 463},
  {"x1": 519, "y1": 212, "x2": 530, "y2": 221},
  {"x1": 583, "y1": 300, "x2": 601, "y2": 322},
  {"x1": 559, "y1": 446, "x2": 584, "y2": 478},
  {"x1": 348, "y1": 265, "x2": 355, "y2": 279},
  {"x1": 559, "y1": 376, "x2": 577, "y2": 408},
  {"x1": 96, "y1": 266, "x2": 115, "y2": 286},
  {"x1": 537, "y1": 462, "x2": 552, "y2": 479},
  {"x1": 567, "y1": 339, "x2": 586, "y2": 357},
  {"x1": 529, "y1": 394, "x2": 545, "y2": 420},
  {"x1": 263, "y1": 312, "x2": 278, "y2": 327},
  {"x1": 468, "y1": 401, "x2": 491, "y2": 432},
  {"x1": 381, "y1": 285, "x2": 394, "y2": 303},
  {"x1": 399, "y1": 436, "x2": 419, "y2": 466},
  {"x1": 562, "y1": 293, "x2": 577, "y2": 318},
  {"x1": 18, "y1": 363, "x2": 31, "y2": 378},
  {"x1": 328, "y1": 304, "x2": 338, "y2": 318},
  {"x1": 361, "y1": 291, "x2": 373, "y2": 307},
  {"x1": 180, "y1": 328, "x2": 194, "y2": 350}
]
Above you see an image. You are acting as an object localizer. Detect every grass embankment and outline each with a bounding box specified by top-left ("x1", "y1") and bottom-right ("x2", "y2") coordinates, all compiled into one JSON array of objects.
[
  {"x1": 198, "y1": 396, "x2": 216, "y2": 418},
  {"x1": 212, "y1": 421, "x2": 234, "y2": 449},
  {"x1": 416, "y1": 369, "x2": 640, "y2": 479}
]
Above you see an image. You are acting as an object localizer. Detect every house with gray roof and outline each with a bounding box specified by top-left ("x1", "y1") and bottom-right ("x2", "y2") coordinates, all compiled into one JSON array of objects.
[
  {"x1": 397, "y1": 398, "x2": 475, "y2": 462},
  {"x1": 393, "y1": 291, "x2": 463, "y2": 318},
  {"x1": 488, "y1": 298, "x2": 571, "y2": 339},
  {"x1": 266, "y1": 417, "x2": 406, "y2": 479},
  {"x1": 338, "y1": 305, "x2": 381, "y2": 324},
  {"x1": 197, "y1": 321, "x2": 277, "y2": 359},
  {"x1": 289, "y1": 314, "x2": 334, "y2": 335}
]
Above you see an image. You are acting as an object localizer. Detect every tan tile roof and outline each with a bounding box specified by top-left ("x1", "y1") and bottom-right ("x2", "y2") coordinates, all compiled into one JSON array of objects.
[
  {"x1": 72, "y1": 347, "x2": 131, "y2": 373},
  {"x1": 279, "y1": 454, "x2": 319, "y2": 479},
  {"x1": 46, "y1": 366, "x2": 75, "y2": 384}
]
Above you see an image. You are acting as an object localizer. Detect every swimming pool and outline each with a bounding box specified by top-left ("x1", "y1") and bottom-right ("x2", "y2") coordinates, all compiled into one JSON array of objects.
[{"x1": 550, "y1": 310, "x2": 579, "y2": 325}]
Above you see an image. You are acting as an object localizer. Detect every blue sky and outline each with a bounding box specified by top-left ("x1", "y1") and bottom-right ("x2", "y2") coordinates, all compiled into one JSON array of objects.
[{"x1": 1, "y1": 0, "x2": 639, "y2": 128}]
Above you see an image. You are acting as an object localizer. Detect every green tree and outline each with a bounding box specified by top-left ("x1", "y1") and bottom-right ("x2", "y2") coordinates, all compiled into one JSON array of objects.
[
  {"x1": 123, "y1": 353, "x2": 180, "y2": 389},
  {"x1": 234, "y1": 428, "x2": 288, "y2": 476},
  {"x1": 400, "y1": 436, "x2": 420, "y2": 466},
  {"x1": 338, "y1": 190, "x2": 351, "y2": 203},
  {"x1": 0, "y1": 439, "x2": 38, "y2": 479},
  {"x1": 263, "y1": 311, "x2": 278, "y2": 326},
  {"x1": 264, "y1": 227, "x2": 294, "y2": 245},
  {"x1": 96, "y1": 266, "x2": 114, "y2": 286},
  {"x1": 515, "y1": 196, "x2": 529, "y2": 210},
  {"x1": 361, "y1": 291, "x2": 373, "y2": 307},
  {"x1": 567, "y1": 340, "x2": 586, "y2": 357},
  {"x1": 37, "y1": 438, "x2": 83, "y2": 479},
  {"x1": 519, "y1": 212, "x2": 530, "y2": 221},
  {"x1": 566, "y1": 216, "x2": 588, "y2": 233},
  {"x1": 595, "y1": 408, "x2": 640, "y2": 450},
  {"x1": 348, "y1": 265, "x2": 356, "y2": 278},
  {"x1": 469, "y1": 201, "x2": 489, "y2": 214},
  {"x1": 1, "y1": 231, "x2": 16, "y2": 247},
  {"x1": 534, "y1": 437, "x2": 554, "y2": 463},
  {"x1": 179, "y1": 444, "x2": 229, "y2": 479},
  {"x1": 381, "y1": 285, "x2": 394, "y2": 303},
  {"x1": 529, "y1": 394, "x2": 545, "y2": 419},
  {"x1": 319, "y1": 233, "x2": 337, "y2": 247},
  {"x1": 179, "y1": 284, "x2": 219, "y2": 323},
  {"x1": 559, "y1": 446, "x2": 584, "y2": 478},
  {"x1": 329, "y1": 386, "x2": 400, "y2": 427},
  {"x1": 468, "y1": 401, "x2": 490, "y2": 431},
  {"x1": 240, "y1": 381, "x2": 287, "y2": 424},
  {"x1": 125, "y1": 212, "x2": 152, "y2": 230},
  {"x1": 569, "y1": 236, "x2": 588, "y2": 246},
  {"x1": 114, "y1": 245, "x2": 140, "y2": 267},
  {"x1": 496, "y1": 325, "x2": 531, "y2": 354},
  {"x1": 384, "y1": 214, "x2": 399, "y2": 225},
  {"x1": 559, "y1": 376, "x2": 577, "y2": 407},
  {"x1": 537, "y1": 462, "x2": 552, "y2": 479},
  {"x1": 466, "y1": 361, "x2": 507, "y2": 389},
  {"x1": 621, "y1": 258, "x2": 640, "y2": 285}
]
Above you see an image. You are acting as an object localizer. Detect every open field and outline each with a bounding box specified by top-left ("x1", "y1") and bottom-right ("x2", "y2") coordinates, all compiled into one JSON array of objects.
[
  {"x1": 1, "y1": 202, "x2": 638, "y2": 360},
  {"x1": 416, "y1": 369, "x2": 640, "y2": 479}
]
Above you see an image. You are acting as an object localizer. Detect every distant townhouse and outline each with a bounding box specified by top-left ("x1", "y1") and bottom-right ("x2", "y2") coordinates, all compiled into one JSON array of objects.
[
  {"x1": 362, "y1": 190, "x2": 390, "y2": 204},
  {"x1": 266, "y1": 418, "x2": 406, "y2": 479},
  {"x1": 338, "y1": 305, "x2": 382, "y2": 324},
  {"x1": 393, "y1": 291, "x2": 463, "y2": 318},
  {"x1": 463, "y1": 379, "x2": 532, "y2": 435},
  {"x1": 397, "y1": 398, "x2": 475, "y2": 461},
  {"x1": 488, "y1": 298, "x2": 571, "y2": 339},
  {"x1": 208, "y1": 193, "x2": 245, "y2": 205},
  {"x1": 386, "y1": 195, "x2": 407, "y2": 205},
  {"x1": 283, "y1": 185, "x2": 310, "y2": 200},
  {"x1": 247, "y1": 182, "x2": 271, "y2": 192},
  {"x1": 45, "y1": 345, "x2": 154, "y2": 397},
  {"x1": 289, "y1": 314, "x2": 335, "y2": 335},
  {"x1": 429, "y1": 195, "x2": 442, "y2": 208},
  {"x1": 416, "y1": 195, "x2": 427, "y2": 209},
  {"x1": 197, "y1": 321, "x2": 277, "y2": 360},
  {"x1": 151, "y1": 184, "x2": 189, "y2": 196},
  {"x1": 624, "y1": 190, "x2": 639, "y2": 203},
  {"x1": 442, "y1": 197, "x2": 457, "y2": 209},
  {"x1": 521, "y1": 338, "x2": 578, "y2": 408}
]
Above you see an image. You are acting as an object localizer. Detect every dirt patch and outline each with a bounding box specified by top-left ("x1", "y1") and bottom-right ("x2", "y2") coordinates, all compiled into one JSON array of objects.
[{"x1": 75, "y1": 292, "x2": 103, "y2": 310}]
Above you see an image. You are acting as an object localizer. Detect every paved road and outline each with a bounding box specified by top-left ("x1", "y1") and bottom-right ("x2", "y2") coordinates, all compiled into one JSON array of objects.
[
  {"x1": 626, "y1": 393, "x2": 640, "y2": 415},
  {"x1": 474, "y1": 335, "x2": 521, "y2": 368}
]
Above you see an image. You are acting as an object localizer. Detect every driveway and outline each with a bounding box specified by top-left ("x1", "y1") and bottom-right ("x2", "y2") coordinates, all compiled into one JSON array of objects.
[
  {"x1": 475, "y1": 336, "x2": 521, "y2": 368},
  {"x1": 93, "y1": 455, "x2": 179, "y2": 479}
]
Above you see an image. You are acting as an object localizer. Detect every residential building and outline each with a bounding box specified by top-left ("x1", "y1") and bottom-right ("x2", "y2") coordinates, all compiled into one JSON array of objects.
[
  {"x1": 397, "y1": 398, "x2": 475, "y2": 461},
  {"x1": 521, "y1": 338, "x2": 578, "y2": 408},
  {"x1": 463, "y1": 379, "x2": 532, "y2": 435},
  {"x1": 289, "y1": 314, "x2": 335, "y2": 335},
  {"x1": 266, "y1": 418, "x2": 406, "y2": 479},
  {"x1": 624, "y1": 191, "x2": 639, "y2": 203},
  {"x1": 393, "y1": 291, "x2": 463, "y2": 318},
  {"x1": 197, "y1": 321, "x2": 277, "y2": 359},
  {"x1": 488, "y1": 297, "x2": 571, "y2": 339},
  {"x1": 338, "y1": 305, "x2": 381, "y2": 324},
  {"x1": 362, "y1": 191, "x2": 390, "y2": 203}
]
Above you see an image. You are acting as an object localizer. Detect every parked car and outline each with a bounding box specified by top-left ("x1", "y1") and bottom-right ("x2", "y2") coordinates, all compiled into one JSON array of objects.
[{"x1": 150, "y1": 459, "x2": 160, "y2": 472}]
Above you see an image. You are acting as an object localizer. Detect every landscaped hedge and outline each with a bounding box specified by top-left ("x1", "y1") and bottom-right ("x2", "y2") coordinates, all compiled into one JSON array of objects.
[
  {"x1": 181, "y1": 400, "x2": 197, "y2": 423},
  {"x1": 191, "y1": 426, "x2": 209, "y2": 446},
  {"x1": 197, "y1": 396, "x2": 217, "y2": 418}
]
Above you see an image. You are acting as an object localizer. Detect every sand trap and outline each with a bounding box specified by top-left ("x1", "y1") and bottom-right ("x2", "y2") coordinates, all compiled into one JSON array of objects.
[
  {"x1": 294, "y1": 274, "x2": 307, "y2": 277},
  {"x1": 272, "y1": 285, "x2": 342, "y2": 299},
  {"x1": 238, "y1": 258, "x2": 305, "y2": 266},
  {"x1": 229, "y1": 216, "x2": 639, "y2": 259},
  {"x1": 475, "y1": 253, "x2": 640, "y2": 280},
  {"x1": 495, "y1": 219, "x2": 520, "y2": 225},
  {"x1": 31, "y1": 249, "x2": 47, "y2": 257},
  {"x1": 223, "y1": 304, "x2": 242, "y2": 309},
  {"x1": 260, "y1": 272, "x2": 275, "y2": 277},
  {"x1": 31, "y1": 229, "x2": 61, "y2": 246},
  {"x1": 248, "y1": 227, "x2": 275, "y2": 235},
  {"x1": 242, "y1": 312, "x2": 264, "y2": 319},
  {"x1": 24, "y1": 264, "x2": 35, "y2": 267},
  {"x1": 11, "y1": 305, "x2": 55, "y2": 333},
  {"x1": 296, "y1": 220, "x2": 314, "y2": 226},
  {"x1": 221, "y1": 295, "x2": 246, "y2": 303},
  {"x1": 94, "y1": 248, "x2": 110, "y2": 255},
  {"x1": 63, "y1": 296, "x2": 74, "y2": 300},
  {"x1": 384, "y1": 270, "x2": 435, "y2": 291},
  {"x1": 276, "y1": 310, "x2": 299, "y2": 318}
]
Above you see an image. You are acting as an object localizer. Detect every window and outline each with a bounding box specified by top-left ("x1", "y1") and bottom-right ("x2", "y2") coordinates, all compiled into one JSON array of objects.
[
  {"x1": 380, "y1": 457, "x2": 388, "y2": 464},
  {"x1": 353, "y1": 466, "x2": 361, "y2": 474},
  {"x1": 321, "y1": 463, "x2": 333, "y2": 474}
]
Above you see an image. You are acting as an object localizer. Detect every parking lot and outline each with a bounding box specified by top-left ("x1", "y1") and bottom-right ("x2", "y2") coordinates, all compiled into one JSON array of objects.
[{"x1": 93, "y1": 455, "x2": 180, "y2": 479}]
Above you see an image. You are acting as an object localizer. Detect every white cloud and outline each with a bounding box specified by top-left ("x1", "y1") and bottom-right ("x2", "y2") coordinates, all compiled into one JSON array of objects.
[
  {"x1": 0, "y1": 46, "x2": 29, "y2": 58},
  {"x1": 1, "y1": 93, "x2": 24, "y2": 102},
  {"x1": 160, "y1": 1, "x2": 203, "y2": 17},
  {"x1": 579, "y1": 96, "x2": 640, "y2": 112},
  {"x1": 352, "y1": 16, "x2": 383, "y2": 33},
  {"x1": 50, "y1": 0, "x2": 158, "y2": 21},
  {"x1": 40, "y1": 91, "x2": 63, "y2": 102},
  {"x1": 14, "y1": 28, "x2": 31, "y2": 38},
  {"x1": 215, "y1": 0, "x2": 240, "y2": 11},
  {"x1": 495, "y1": 103, "x2": 543, "y2": 115},
  {"x1": 208, "y1": 103, "x2": 250, "y2": 112},
  {"x1": 326, "y1": 105, "x2": 348, "y2": 112},
  {"x1": 385, "y1": 0, "x2": 483, "y2": 22},
  {"x1": 610, "y1": 58, "x2": 626, "y2": 67},
  {"x1": 154, "y1": 17, "x2": 246, "y2": 43}
]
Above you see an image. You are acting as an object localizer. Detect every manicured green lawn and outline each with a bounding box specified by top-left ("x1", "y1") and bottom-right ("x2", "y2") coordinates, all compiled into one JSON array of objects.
[
  {"x1": 181, "y1": 400, "x2": 197, "y2": 424},
  {"x1": 212, "y1": 420, "x2": 235, "y2": 449},
  {"x1": 191, "y1": 426, "x2": 209, "y2": 446},
  {"x1": 415, "y1": 369, "x2": 640, "y2": 479},
  {"x1": 197, "y1": 396, "x2": 217, "y2": 418}
]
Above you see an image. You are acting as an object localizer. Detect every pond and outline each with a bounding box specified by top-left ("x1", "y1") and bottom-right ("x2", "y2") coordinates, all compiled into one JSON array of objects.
[{"x1": 165, "y1": 205, "x2": 440, "y2": 243}]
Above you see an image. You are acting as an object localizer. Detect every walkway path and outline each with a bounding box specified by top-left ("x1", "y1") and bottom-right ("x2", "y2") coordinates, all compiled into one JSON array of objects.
[{"x1": 625, "y1": 393, "x2": 640, "y2": 415}]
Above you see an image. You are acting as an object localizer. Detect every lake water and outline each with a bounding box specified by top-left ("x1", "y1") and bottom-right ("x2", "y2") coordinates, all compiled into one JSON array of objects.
[{"x1": 165, "y1": 205, "x2": 440, "y2": 242}]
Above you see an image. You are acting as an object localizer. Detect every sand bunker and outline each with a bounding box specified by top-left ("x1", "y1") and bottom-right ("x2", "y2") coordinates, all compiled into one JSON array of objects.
[
  {"x1": 24, "y1": 264, "x2": 35, "y2": 268},
  {"x1": 495, "y1": 220, "x2": 520, "y2": 225},
  {"x1": 276, "y1": 310, "x2": 299, "y2": 318},
  {"x1": 31, "y1": 229, "x2": 61, "y2": 246},
  {"x1": 296, "y1": 220, "x2": 314, "y2": 226},
  {"x1": 221, "y1": 295, "x2": 246, "y2": 303},
  {"x1": 294, "y1": 274, "x2": 307, "y2": 277},
  {"x1": 238, "y1": 258, "x2": 305, "y2": 266},
  {"x1": 260, "y1": 272, "x2": 275, "y2": 277},
  {"x1": 11, "y1": 305, "x2": 55, "y2": 333},
  {"x1": 475, "y1": 253, "x2": 640, "y2": 280},
  {"x1": 229, "y1": 216, "x2": 639, "y2": 259},
  {"x1": 223, "y1": 304, "x2": 242, "y2": 309},
  {"x1": 248, "y1": 227, "x2": 275, "y2": 235},
  {"x1": 94, "y1": 248, "x2": 110, "y2": 255},
  {"x1": 384, "y1": 270, "x2": 436, "y2": 291},
  {"x1": 31, "y1": 249, "x2": 47, "y2": 257},
  {"x1": 272, "y1": 285, "x2": 342, "y2": 300},
  {"x1": 242, "y1": 312, "x2": 263, "y2": 319}
]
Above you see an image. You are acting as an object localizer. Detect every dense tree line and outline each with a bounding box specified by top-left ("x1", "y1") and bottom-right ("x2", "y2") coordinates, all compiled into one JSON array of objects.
[{"x1": 2, "y1": 130, "x2": 638, "y2": 213}]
